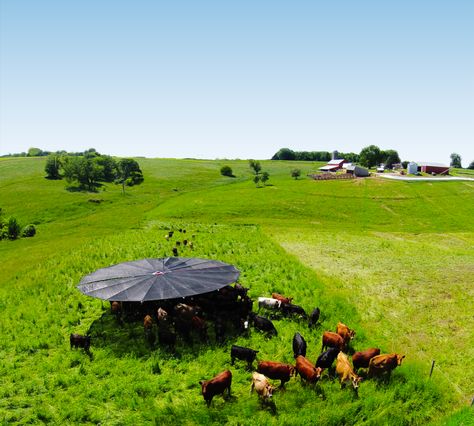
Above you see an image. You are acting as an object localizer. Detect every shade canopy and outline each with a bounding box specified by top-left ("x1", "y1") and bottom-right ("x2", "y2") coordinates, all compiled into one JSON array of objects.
[{"x1": 77, "y1": 257, "x2": 240, "y2": 302}]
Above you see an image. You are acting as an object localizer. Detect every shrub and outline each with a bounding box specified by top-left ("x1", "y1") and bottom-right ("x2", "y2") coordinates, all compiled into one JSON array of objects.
[
  {"x1": 220, "y1": 165, "x2": 233, "y2": 177},
  {"x1": 22, "y1": 224, "x2": 36, "y2": 238},
  {"x1": 7, "y1": 217, "x2": 21, "y2": 240},
  {"x1": 291, "y1": 169, "x2": 301, "y2": 179}
]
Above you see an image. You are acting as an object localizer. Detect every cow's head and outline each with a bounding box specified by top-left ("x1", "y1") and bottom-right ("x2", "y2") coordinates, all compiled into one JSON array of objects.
[
  {"x1": 264, "y1": 384, "x2": 276, "y2": 400},
  {"x1": 157, "y1": 308, "x2": 168, "y2": 321},
  {"x1": 84, "y1": 336, "x2": 91, "y2": 350},
  {"x1": 199, "y1": 380, "x2": 208, "y2": 395},
  {"x1": 396, "y1": 354, "x2": 406, "y2": 366},
  {"x1": 351, "y1": 375, "x2": 362, "y2": 390},
  {"x1": 349, "y1": 329, "x2": 356, "y2": 340}
]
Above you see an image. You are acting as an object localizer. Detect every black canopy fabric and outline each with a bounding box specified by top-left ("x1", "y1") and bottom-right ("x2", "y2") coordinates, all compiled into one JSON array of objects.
[{"x1": 77, "y1": 257, "x2": 240, "y2": 302}]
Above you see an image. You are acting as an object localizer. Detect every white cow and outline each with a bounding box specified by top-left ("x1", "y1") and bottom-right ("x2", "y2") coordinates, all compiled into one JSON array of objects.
[{"x1": 258, "y1": 297, "x2": 281, "y2": 311}]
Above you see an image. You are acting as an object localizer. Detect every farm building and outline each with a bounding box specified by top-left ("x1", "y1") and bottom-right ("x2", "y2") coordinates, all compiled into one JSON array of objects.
[
  {"x1": 346, "y1": 165, "x2": 370, "y2": 177},
  {"x1": 319, "y1": 159, "x2": 346, "y2": 172},
  {"x1": 417, "y1": 162, "x2": 450, "y2": 175}
]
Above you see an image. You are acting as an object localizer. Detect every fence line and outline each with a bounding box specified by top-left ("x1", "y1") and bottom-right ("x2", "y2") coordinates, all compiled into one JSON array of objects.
[
  {"x1": 308, "y1": 173, "x2": 355, "y2": 181},
  {"x1": 416, "y1": 350, "x2": 467, "y2": 400}
]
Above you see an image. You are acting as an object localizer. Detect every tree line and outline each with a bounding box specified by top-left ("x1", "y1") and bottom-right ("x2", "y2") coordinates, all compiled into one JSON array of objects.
[
  {"x1": 272, "y1": 148, "x2": 360, "y2": 163},
  {"x1": 1, "y1": 147, "x2": 104, "y2": 158},
  {"x1": 272, "y1": 147, "x2": 473, "y2": 170},
  {"x1": 45, "y1": 148, "x2": 143, "y2": 193}
]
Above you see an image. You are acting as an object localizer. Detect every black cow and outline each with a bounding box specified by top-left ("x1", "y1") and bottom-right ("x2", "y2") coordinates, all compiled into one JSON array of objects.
[
  {"x1": 249, "y1": 313, "x2": 277, "y2": 336},
  {"x1": 231, "y1": 345, "x2": 259, "y2": 368},
  {"x1": 308, "y1": 307, "x2": 320, "y2": 328},
  {"x1": 316, "y1": 347, "x2": 340, "y2": 369},
  {"x1": 158, "y1": 329, "x2": 177, "y2": 349},
  {"x1": 214, "y1": 317, "x2": 226, "y2": 344},
  {"x1": 172, "y1": 247, "x2": 179, "y2": 256},
  {"x1": 70, "y1": 334, "x2": 91, "y2": 351},
  {"x1": 281, "y1": 303, "x2": 307, "y2": 319},
  {"x1": 234, "y1": 283, "x2": 249, "y2": 298},
  {"x1": 292, "y1": 332, "x2": 307, "y2": 358}
]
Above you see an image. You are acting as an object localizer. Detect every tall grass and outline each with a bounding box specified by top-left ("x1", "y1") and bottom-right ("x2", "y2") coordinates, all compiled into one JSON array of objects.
[{"x1": 0, "y1": 223, "x2": 455, "y2": 424}]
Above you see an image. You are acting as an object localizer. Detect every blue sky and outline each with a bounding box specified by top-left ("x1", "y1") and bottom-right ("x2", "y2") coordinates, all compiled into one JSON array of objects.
[{"x1": 1, "y1": 0, "x2": 473, "y2": 165}]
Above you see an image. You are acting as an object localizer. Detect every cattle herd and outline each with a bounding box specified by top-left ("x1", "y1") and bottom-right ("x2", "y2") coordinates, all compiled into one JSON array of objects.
[{"x1": 70, "y1": 279, "x2": 406, "y2": 410}]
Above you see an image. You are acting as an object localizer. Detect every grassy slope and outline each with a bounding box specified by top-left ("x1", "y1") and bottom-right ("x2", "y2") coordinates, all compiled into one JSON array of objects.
[{"x1": 0, "y1": 157, "x2": 473, "y2": 424}]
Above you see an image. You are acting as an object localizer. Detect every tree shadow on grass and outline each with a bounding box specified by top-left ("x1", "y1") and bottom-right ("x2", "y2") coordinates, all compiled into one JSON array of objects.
[{"x1": 65, "y1": 183, "x2": 102, "y2": 193}]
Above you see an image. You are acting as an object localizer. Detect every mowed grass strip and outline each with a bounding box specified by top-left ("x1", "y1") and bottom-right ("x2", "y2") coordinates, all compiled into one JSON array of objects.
[{"x1": 0, "y1": 223, "x2": 452, "y2": 425}]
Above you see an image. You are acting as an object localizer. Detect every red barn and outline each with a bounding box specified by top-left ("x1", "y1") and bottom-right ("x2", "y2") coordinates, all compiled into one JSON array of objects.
[
  {"x1": 319, "y1": 159, "x2": 346, "y2": 172},
  {"x1": 418, "y1": 162, "x2": 450, "y2": 175}
]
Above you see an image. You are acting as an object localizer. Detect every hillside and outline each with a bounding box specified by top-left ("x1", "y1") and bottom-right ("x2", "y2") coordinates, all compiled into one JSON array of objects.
[{"x1": 0, "y1": 157, "x2": 473, "y2": 425}]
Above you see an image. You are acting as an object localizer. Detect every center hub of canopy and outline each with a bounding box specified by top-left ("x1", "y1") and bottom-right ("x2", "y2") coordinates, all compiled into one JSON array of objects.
[{"x1": 152, "y1": 271, "x2": 166, "y2": 276}]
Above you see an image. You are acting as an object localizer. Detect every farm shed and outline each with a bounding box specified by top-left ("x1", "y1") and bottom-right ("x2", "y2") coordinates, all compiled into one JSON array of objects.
[
  {"x1": 319, "y1": 159, "x2": 346, "y2": 172},
  {"x1": 418, "y1": 162, "x2": 450, "y2": 175},
  {"x1": 346, "y1": 165, "x2": 370, "y2": 177}
]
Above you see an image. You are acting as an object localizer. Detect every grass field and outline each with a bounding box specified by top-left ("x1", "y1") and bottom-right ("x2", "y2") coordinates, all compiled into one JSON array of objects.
[{"x1": 0, "y1": 157, "x2": 473, "y2": 425}]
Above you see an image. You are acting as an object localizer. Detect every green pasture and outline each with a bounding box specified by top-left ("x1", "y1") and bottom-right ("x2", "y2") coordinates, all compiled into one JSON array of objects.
[{"x1": 0, "y1": 157, "x2": 473, "y2": 425}]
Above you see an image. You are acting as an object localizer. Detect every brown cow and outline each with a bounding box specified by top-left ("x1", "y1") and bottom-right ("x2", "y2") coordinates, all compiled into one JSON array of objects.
[
  {"x1": 352, "y1": 348, "x2": 381, "y2": 371},
  {"x1": 336, "y1": 322, "x2": 356, "y2": 344},
  {"x1": 336, "y1": 352, "x2": 362, "y2": 391},
  {"x1": 257, "y1": 361, "x2": 294, "y2": 387},
  {"x1": 144, "y1": 315, "x2": 153, "y2": 331},
  {"x1": 295, "y1": 355, "x2": 323, "y2": 383},
  {"x1": 271, "y1": 292, "x2": 293, "y2": 304},
  {"x1": 174, "y1": 303, "x2": 198, "y2": 322},
  {"x1": 250, "y1": 372, "x2": 276, "y2": 402},
  {"x1": 368, "y1": 353, "x2": 405, "y2": 379},
  {"x1": 191, "y1": 315, "x2": 208, "y2": 341},
  {"x1": 199, "y1": 370, "x2": 232, "y2": 407},
  {"x1": 322, "y1": 331, "x2": 345, "y2": 352}
]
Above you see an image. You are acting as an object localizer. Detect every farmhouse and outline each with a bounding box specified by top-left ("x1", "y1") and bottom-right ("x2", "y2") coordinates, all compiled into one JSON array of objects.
[
  {"x1": 319, "y1": 159, "x2": 346, "y2": 172},
  {"x1": 417, "y1": 162, "x2": 450, "y2": 175}
]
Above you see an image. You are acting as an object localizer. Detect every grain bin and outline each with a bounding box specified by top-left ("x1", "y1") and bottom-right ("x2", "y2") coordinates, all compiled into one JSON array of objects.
[{"x1": 407, "y1": 162, "x2": 418, "y2": 174}]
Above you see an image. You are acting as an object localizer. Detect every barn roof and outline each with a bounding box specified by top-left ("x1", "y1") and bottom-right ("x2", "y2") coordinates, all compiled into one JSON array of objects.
[
  {"x1": 417, "y1": 162, "x2": 449, "y2": 167},
  {"x1": 326, "y1": 159, "x2": 346, "y2": 165},
  {"x1": 319, "y1": 165, "x2": 339, "y2": 171}
]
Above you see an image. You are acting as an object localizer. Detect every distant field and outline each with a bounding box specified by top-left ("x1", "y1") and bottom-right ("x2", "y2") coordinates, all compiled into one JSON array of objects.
[{"x1": 0, "y1": 157, "x2": 473, "y2": 424}]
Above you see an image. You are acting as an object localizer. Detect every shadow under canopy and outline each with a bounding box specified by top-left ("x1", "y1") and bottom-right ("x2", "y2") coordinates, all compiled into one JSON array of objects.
[{"x1": 77, "y1": 257, "x2": 240, "y2": 302}]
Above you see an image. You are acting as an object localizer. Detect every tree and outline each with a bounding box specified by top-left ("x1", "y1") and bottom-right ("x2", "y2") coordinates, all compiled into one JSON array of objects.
[
  {"x1": 381, "y1": 150, "x2": 401, "y2": 169},
  {"x1": 359, "y1": 145, "x2": 382, "y2": 168},
  {"x1": 261, "y1": 171, "x2": 270, "y2": 185},
  {"x1": 95, "y1": 155, "x2": 117, "y2": 182},
  {"x1": 253, "y1": 174, "x2": 261, "y2": 187},
  {"x1": 28, "y1": 147, "x2": 43, "y2": 157},
  {"x1": 450, "y1": 153, "x2": 462, "y2": 168},
  {"x1": 220, "y1": 165, "x2": 233, "y2": 177},
  {"x1": 116, "y1": 158, "x2": 144, "y2": 194},
  {"x1": 291, "y1": 169, "x2": 301, "y2": 179},
  {"x1": 468, "y1": 161, "x2": 474, "y2": 170},
  {"x1": 62, "y1": 156, "x2": 104, "y2": 191},
  {"x1": 249, "y1": 160, "x2": 261, "y2": 174},
  {"x1": 45, "y1": 155, "x2": 62, "y2": 179},
  {"x1": 272, "y1": 148, "x2": 296, "y2": 160}
]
